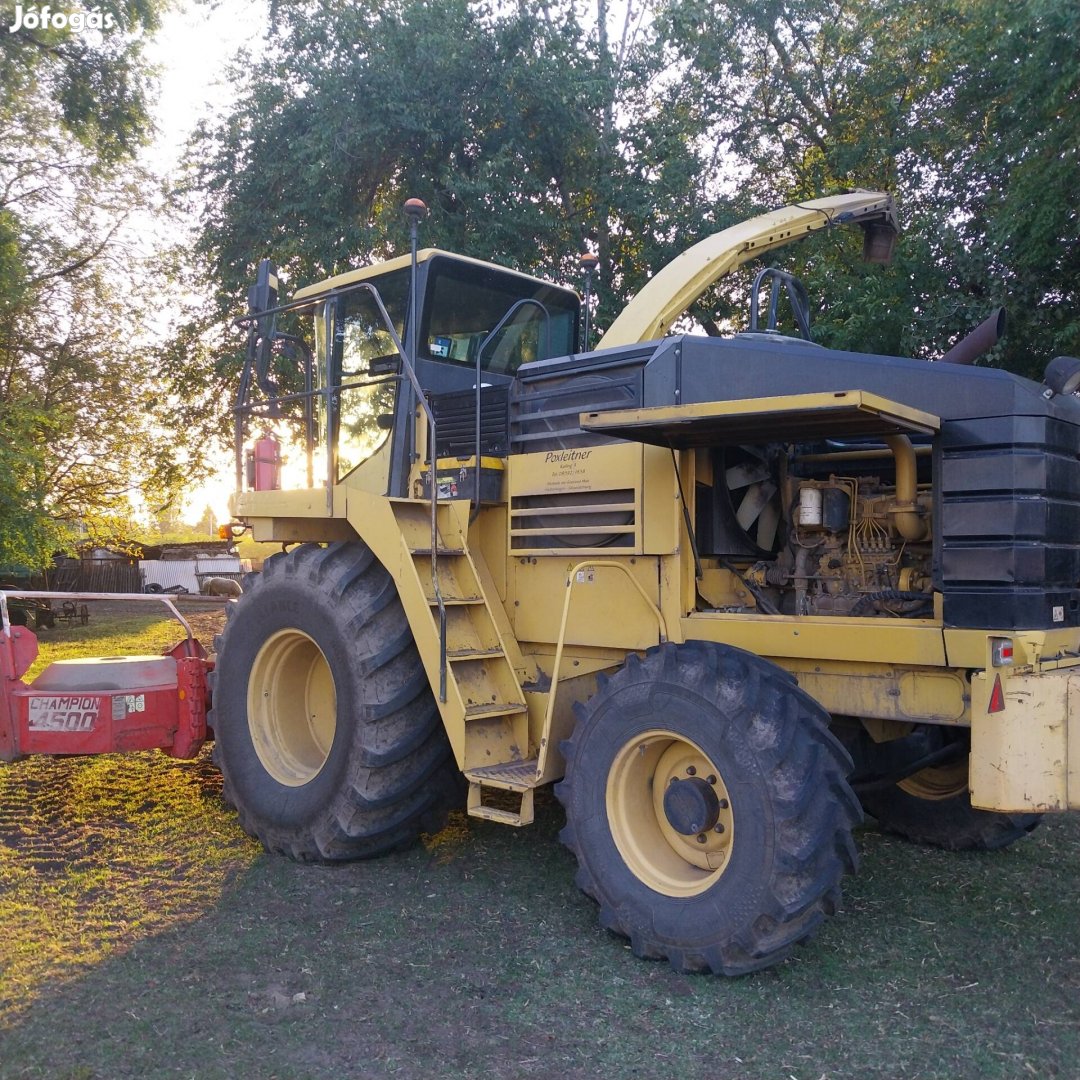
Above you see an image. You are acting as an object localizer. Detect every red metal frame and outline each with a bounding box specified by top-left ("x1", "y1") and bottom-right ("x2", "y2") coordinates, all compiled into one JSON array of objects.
[{"x1": 0, "y1": 592, "x2": 215, "y2": 763}]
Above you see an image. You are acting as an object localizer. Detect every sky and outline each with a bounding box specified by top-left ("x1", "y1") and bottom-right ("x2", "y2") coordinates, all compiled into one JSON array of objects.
[
  {"x1": 144, "y1": 1, "x2": 264, "y2": 173},
  {"x1": 143, "y1": 1, "x2": 265, "y2": 524}
]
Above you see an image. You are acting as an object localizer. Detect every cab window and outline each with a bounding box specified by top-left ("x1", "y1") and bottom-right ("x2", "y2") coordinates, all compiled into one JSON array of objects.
[{"x1": 421, "y1": 258, "x2": 578, "y2": 375}]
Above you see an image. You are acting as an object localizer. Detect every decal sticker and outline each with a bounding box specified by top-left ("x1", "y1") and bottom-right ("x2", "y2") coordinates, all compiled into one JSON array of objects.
[{"x1": 27, "y1": 695, "x2": 100, "y2": 733}]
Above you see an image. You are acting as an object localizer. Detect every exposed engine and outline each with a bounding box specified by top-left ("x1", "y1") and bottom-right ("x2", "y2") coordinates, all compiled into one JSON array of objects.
[{"x1": 699, "y1": 438, "x2": 934, "y2": 619}]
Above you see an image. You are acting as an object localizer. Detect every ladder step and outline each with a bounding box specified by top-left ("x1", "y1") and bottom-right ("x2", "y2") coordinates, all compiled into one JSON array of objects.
[
  {"x1": 429, "y1": 594, "x2": 484, "y2": 606},
  {"x1": 447, "y1": 646, "x2": 505, "y2": 660},
  {"x1": 467, "y1": 804, "x2": 531, "y2": 827},
  {"x1": 410, "y1": 547, "x2": 465, "y2": 556},
  {"x1": 465, "y1": 758, "x2": 540, "y2": 790},
  {"x1": 466, "y1": 781, "x2": 535, "y2": 827},
  {"x1": 464, "y1": 701, "x2": 527, "y2": 721}
]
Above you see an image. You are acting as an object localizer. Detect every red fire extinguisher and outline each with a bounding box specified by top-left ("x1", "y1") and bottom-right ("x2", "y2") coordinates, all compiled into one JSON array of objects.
[{"x1": 245, "y1": 433, "x2": 281, "y2": 491}]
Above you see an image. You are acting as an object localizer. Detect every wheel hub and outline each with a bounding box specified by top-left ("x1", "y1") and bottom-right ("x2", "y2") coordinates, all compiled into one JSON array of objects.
[
  {"x1": 606, "y1": 729, "x2": 734, "y2": 898},
  {"x1": 246, "y1": 628, "x2": 337, "y2": 787},
  {"x1": 663, "y1": 776, "x2": 721, "y2": 835}
]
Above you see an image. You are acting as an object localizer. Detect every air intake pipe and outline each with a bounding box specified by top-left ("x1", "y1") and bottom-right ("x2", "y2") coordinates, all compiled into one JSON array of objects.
[{"x1": 885, "y1": 435, "x2": 928, "y2": 541}]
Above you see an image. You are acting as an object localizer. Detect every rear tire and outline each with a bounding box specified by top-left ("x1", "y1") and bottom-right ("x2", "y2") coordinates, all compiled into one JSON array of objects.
[
  {"x1": 857, "y1": 727, "x2": 1040, "y2": 851},
  {"x1": 556, "y1": 641, "x2": 860, "y2": 975},
  {"x1": 210, "y1": 541, "x2": 461, "y2": 861}
]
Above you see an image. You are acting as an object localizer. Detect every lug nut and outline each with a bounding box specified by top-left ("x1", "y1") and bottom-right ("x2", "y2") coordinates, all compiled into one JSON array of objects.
[
  {"x1": 686, "y1": 765, "x2": 697, "y2": 776},
  {"x1": 696, "y1": 833, "x2": 707, "y2": 844},
  {"x1": 714, "y1": 823, "x2": 725, "y2": 834},
  {"x1": 707, "y1": 774, "x2": 717, "y2": 785},
  {"x1": 718, "y1": 798, "x2": 729, "y2": 810}
]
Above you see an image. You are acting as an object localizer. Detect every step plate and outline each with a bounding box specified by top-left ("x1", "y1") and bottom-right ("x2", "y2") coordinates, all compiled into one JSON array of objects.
[{"x1": 466, "y1": 758, "x2": 540, "y2": 790}]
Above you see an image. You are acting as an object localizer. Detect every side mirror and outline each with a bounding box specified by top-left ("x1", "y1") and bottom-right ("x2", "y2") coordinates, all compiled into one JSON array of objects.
[{"x1": 368, "y1": 354, "x2": 401, "y2": 377}]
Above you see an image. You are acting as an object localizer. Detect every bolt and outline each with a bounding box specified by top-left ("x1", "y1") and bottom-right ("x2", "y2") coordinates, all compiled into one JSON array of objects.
[{"x1": 686, "y1": 765, "x2": 697, "y2": 776}]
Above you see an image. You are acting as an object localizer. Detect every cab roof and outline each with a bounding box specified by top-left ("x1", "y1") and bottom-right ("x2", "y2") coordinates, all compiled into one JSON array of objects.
[{"x1": 291, "y1": 248, "x2": 578, "y2": 302}]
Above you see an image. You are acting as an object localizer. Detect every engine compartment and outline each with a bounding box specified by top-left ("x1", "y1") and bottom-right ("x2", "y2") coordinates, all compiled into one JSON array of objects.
[{"x1": 695, "y1": 439, "x2": 935, "y2": 618}]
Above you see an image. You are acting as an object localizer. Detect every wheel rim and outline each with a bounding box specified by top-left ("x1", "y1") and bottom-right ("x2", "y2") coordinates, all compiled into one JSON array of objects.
[
  {"x1": 898, "y1": 760, "x2": 968, "y2": 801},
  {"x1": 246, "y1": 629, "x2": 337, "y2": 787},
  {"x1": 606, "y1": 729, "x2": 734, "y2": 898}
]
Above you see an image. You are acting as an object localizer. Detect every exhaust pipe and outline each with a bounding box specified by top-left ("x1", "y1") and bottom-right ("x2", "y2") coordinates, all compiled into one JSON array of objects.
[{"x1": 939, "y1": 307, "x2": 1006, "y2": 365}]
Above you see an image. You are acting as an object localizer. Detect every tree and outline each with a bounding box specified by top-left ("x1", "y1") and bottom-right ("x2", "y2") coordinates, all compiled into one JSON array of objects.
[
  {"x1": 173, "y1": 0, "x2": 721, "y2": 433},
  {"x1": 660, "y1": 0, "x2": 1080, "y2": 374},
  {"x1": 0, "y1": 0, "x2": 188, "y2": 568},
  {"x1": 181, "y1": 0, "x2": 1078, "y2": 425}
]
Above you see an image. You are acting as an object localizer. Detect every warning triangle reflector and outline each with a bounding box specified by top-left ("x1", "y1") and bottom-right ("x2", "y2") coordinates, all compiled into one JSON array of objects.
[{"x1": 988, "y1": 674, "x2": 1006, "y2": 714}]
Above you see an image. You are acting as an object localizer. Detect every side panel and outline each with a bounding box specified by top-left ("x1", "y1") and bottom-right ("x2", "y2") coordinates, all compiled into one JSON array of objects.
[
  {"x1": 509, "y1": 558, "x2": 663, "y2": 652},
  {"x1": 970, "y1": 665, "x2": 1080, "y2": 812}
]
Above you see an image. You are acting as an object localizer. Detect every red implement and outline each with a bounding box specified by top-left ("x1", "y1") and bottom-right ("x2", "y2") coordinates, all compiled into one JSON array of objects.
[{"x1": 0, "y1": 616, "x2": 212, "y2": 763}]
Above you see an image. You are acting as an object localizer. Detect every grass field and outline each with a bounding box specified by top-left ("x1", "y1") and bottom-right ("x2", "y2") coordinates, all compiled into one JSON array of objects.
[{"x1": 1, "y1": 610, "x2": 1079, "y2": 1079}]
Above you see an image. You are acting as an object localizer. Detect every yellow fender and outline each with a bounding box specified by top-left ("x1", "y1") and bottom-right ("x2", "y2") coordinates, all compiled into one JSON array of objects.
[{"x1": 597, "y1": 191, "x2": 898, "y2": 349}]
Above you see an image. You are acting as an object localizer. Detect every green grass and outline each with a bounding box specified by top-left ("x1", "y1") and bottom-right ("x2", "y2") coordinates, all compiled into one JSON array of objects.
[
  {"x1": 2, "y1": 617, "x2": 1079, "y2": 1078},
  {"x1": 22, "y1": 609, "x2": 193, "y2": 680}
]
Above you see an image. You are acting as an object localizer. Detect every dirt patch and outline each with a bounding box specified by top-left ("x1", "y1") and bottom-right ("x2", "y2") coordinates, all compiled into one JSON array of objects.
[{"x1": 179, "y1": 605, "x2": 229, "y2": 654}]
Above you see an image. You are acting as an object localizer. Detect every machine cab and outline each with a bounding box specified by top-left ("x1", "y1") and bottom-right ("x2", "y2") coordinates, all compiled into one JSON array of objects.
[{"x1": 235, "y1": 250, "x2": 580, "y2": 500}]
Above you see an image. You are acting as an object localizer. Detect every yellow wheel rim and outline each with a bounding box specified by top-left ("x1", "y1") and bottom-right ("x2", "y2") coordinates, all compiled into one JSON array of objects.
[
  {"x1": 898, "y1": 759, "x2": 968, "y2": 801},
  {"x1": 606, "y1": 729, "x2": 734, "y2": 898},
  {"x1": 246, "y1": 629, "x2": 337, "y2": 787}
]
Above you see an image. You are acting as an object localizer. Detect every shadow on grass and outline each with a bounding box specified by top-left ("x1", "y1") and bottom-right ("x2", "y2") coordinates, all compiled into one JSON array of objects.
[{"x1": 3, "y1": 786, "x2": 1080, "y2": 1080}]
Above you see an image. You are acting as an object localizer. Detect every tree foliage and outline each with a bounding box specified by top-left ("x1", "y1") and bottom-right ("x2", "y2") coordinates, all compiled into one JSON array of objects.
[
  {"x1": 179, "y1": 0, "x2": 1079, "y2": 438},
  {"x1": 0, "y1": 0, "x2": 188, "y2": 569},
  {"x1": 663, "y1": 0, "x2": 1080, "y2": 372},
  {"x1": 173, "y1": 0, "x2": 724, "y2": 434}
]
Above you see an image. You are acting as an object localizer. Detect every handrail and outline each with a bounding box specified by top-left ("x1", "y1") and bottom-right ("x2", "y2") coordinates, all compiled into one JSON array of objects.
[
  {"x1": 232, "y1": 278, "x2": 411, "y2": 500},
  {"x1": 235, "y1": 278, "x2": 447, "y2": 700},
  {"x1": 536, "y1": 561, "x2": 669, "y2": 778},
  {"x1": 471, "y1": 299, "x2": 550, "y2": 516},
  {"x1": 347, "y1": 284, "x2": 447, "y2": 703}
]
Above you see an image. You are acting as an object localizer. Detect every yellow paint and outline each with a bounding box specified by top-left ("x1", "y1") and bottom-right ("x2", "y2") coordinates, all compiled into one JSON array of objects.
[
  {"x1": 292, "y1": 248, "x2": 563, "y2": 301},
  {"x1": 510, "y1": 557, "x2": 662, "y2": 651},
  {"x1": 785, "y1": 661, "x2": 967, "y2": 725},
  {"x1": 970, "y1": 668, "x2": 1073, "y2": 812},
  {"x1": 681, "y1": 612, "x2": 947, "y2": 667},
  {"x1": 642, "y1": 444, "x2": 681, "y2": 554},
  {"x1": 969, "y1": 633, "x2": 1080, "y2": 812},
  {"x1": 598, "y1": 193, "x2": 896, "y2": 347},
  {"x1": 580, "y1": 389, "x2": 939, "y2": 442},
  {"x1": 944, "y1": 627, "x2": 1080, "y2": 670},
  {"x1": 606, "y1": 730, "x2": 734, "y2": 895}
]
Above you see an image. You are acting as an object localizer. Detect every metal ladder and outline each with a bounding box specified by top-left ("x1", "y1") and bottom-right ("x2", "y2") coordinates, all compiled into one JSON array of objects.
[{"x1": 390, "y1": 499, "x2": 537, "y2": 825}]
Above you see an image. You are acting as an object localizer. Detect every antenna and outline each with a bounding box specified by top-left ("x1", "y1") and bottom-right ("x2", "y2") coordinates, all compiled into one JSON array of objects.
[{"x1": 580, "y1": 251, "x2": 599, "y2": 351}]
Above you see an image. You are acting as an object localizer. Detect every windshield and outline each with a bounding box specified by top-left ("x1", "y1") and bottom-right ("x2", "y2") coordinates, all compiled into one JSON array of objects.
[{"x1": 420, "y1": 257, "x2": 578, "y2": 375}]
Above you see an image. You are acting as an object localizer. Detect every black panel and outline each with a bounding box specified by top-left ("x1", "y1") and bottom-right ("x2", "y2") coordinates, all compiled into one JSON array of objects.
[
  {"x1": 511, "y1": 353, "x2": 646, "y2": 453},
  {"x1": 429, "y1": 385, "x2": 509, "y2": 459}
]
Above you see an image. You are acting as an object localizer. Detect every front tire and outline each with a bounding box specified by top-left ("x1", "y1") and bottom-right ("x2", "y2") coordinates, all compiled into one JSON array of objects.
[
  {"x1": 556, "y1": 641, "x2": 860, "y2": 975},
  {"x1": 210, "y1": 542, "x2": 461, "y2": 861}
]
